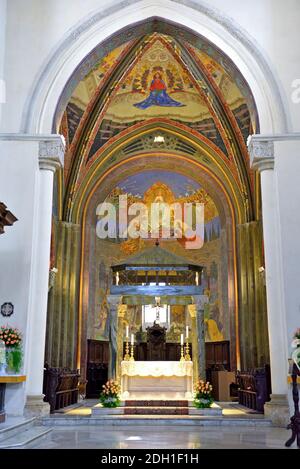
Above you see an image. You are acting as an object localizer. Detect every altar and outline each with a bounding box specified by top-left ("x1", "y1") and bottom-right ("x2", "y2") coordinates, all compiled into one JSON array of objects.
[{"x1": 121, "y1": 360, "x2": 193, "y2": 400}]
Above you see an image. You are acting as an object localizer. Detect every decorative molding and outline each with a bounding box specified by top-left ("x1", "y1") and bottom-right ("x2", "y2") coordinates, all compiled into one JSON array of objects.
[
  {"x1": 38, "y1": 137, "x2": 65, "y2": 168},
  {"x1": 1, "y1": 302, "x2": 14, "y2": 317},
  {"x1": 248, "y1": 135, "x2": 274, "y2": 172},
  {"x1": 0, "y1": 133, "x2": 65, "y2": 171},
  {"x1": 0, "y1": 133, "x2": 65, "y2": 143},
  {"x1": 248, "y1": 133, "x2": 300, "y2": 172},
  {"x1": 121, "y1": 131, "x2": 197, "y2": 156},
  {"x1": 39, "y1": 138, "x2": 65, "y2": 172}
]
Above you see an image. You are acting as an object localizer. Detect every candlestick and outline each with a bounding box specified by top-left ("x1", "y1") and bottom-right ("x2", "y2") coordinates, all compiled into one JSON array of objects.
[
  {"x1": 186, "y1": 326, "x2": 189, "y2": 339},
  {"x1": 180, "y1": 333, "x2": 185, "y2": 361},
  {"x1": 130, "y1": 334, "x2": 135, "y2": 362},
  {"x1": 123, "y1": 325, "x2": 130, "y2": 360},
  {"x1": 123, "y1": 340, "x2": 130, "y2": 361},
  {"x1": 185, "y1": 336, "x2": 191, "y2": 361}
]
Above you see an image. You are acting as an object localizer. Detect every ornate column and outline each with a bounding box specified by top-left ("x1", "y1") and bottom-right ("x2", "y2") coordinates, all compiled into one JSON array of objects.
[
  {"x1": 45, "y1": 221, "x2": 81, "y2": 369},
  {"x1": 25, "y1": 136, "x2": 64, "y2": 417},
  {"x1": 187, "y1": 303, "x2": 198, "y2": 380},
  {"x1": 117, "y1": 304, "x2": 127, "y2": 381},
  {"x1": 248, "y1": 136, "x2": 289, "y2": 426},
  {"x1": 189, "y1": 295, "x2": 209, "y2": 380},
  {"x1": 106, "y1": 295, "x2": 122, "y2": 380}
]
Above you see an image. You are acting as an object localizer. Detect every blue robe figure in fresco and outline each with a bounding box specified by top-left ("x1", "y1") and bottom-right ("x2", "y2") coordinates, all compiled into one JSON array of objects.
[{"x1": 134, "y1": 72, "x2": 184, "y2": 109}]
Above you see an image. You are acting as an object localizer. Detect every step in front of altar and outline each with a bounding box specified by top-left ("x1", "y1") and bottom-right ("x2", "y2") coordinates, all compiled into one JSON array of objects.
[
  {"x1": 92, "y1": 401, "x2": 222, "y2": 416},
  {"x1": 124, "y1": 406, "x2": 189, "y2": 415},
  {"x1": 125, "y1": 400, "x2": 188, "y2": 407}
]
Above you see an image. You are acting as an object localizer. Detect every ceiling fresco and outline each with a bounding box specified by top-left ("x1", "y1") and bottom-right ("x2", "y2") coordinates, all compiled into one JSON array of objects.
[{"x1": 56, "y1": 20, "x2": 258, "y2": 224}]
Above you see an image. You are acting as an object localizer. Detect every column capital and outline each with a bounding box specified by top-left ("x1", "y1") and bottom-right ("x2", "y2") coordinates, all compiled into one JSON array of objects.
[
  {"x1": 0, "y1": 133, "x2": 65, "y2": 172},
  {"x1": 192, "y1": 295, "x2": 209, "y2": 310},
  {"x1": 39, "y1": 136, "x2": 65, "y2": 172},
  {"x1": 247, "y1": 136, "x2": 274, "y2": 172},
  {"x1": 107, "y1": 295, "x2": 123, "y2": 309}
]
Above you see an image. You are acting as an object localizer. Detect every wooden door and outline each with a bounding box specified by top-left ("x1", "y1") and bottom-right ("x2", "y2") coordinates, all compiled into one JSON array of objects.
[{"x1": 86, "y1": 340, "x2": 109, "y2": 398}]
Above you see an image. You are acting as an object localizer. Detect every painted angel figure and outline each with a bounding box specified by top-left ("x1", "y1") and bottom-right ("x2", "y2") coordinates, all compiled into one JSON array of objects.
[{"x1": 134, "y1": 72, "x2": 184, "y2": 109}]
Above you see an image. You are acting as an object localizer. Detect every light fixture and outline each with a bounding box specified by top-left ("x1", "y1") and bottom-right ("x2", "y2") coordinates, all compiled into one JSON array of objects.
[{"x1": 153, "y1": 135, "x2": 165, "y2": 143}]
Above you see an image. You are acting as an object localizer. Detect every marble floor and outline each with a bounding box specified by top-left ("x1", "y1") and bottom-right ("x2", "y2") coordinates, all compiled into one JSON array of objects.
[{"x1": 31, "y1": 425, "x2": 295, "y2": 449}]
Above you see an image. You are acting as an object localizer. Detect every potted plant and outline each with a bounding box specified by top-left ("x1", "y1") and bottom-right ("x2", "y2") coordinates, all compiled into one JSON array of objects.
[
  {"x1": 193, "y1": 379, "x2": 213, "y2": 409},
  {"x1": 99, "y1": 379, "x2": 121, "y2": 408},
  {"x1": 0, "y1": 326, "x2": 22, "y2": 374}
]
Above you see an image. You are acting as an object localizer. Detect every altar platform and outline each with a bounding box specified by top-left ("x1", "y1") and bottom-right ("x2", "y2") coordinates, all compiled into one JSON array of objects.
[{"x1": 120, "y1": 360, "x2": 193, "y2": 400}]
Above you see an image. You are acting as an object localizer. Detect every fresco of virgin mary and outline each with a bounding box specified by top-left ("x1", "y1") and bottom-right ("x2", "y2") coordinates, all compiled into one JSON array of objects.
[{"x1": 134, "y1": 72, "x2": 184, "y2": 109}]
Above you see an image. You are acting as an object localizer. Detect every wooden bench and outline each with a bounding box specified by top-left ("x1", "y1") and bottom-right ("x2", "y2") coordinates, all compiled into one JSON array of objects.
[
  {"x1": 43, "y1": 366, "x2": 80, "y2": 413},
  {"x1": 237, "y1": 365, "x2": 271, "y2": 413}
]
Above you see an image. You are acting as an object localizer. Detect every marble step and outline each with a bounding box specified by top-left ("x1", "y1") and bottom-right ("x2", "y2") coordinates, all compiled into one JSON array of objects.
[
  {"x1": 41, "y1": 415, "x2": 273, "y2": 426},
  {"x1": 0, "y1": 426, "x2": 52, "y2": 449},
  {"x1": 124, "y1": 406, "x2": 189, "y2": 415},
  {"x1": 125, "y1": 400, "x2": 188, "y2": 407},
  {"x1": 0, "y1": 417, "x2": 36, "y2": 442}
]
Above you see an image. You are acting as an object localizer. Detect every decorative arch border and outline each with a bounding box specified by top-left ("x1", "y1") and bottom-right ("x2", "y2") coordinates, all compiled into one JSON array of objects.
[
  {"x1": 21, "y1": 0, "x2": 289, "y2": 135},
  {"x1": 77, "y1": 151, "x2": 241, "y2": 370},
  {"x1": 70, "y1": 122, "x2": 246, "y2": 225}
]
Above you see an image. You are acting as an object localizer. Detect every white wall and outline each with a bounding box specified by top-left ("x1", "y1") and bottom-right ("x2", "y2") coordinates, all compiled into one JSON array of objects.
[
  {"x1": 0, "y1": 139, "x2": 39, "y2": 415},
  {"x1": 275, "y1": 140, "x2": 300, "y2": 351},
  {"x1": 0, "y1": 0, "x2": 7, "y2": 128}
]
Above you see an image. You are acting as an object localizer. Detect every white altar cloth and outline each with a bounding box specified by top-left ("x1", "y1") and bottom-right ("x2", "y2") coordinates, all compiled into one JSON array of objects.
[{"x1": 121, "y1": 361, "x2": 193, "y2": 400}]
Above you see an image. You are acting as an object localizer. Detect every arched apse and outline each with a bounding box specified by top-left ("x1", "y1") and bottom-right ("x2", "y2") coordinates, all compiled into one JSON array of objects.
[{"x1": 44, "y1": 13, "x2": 270, "y2": 376}]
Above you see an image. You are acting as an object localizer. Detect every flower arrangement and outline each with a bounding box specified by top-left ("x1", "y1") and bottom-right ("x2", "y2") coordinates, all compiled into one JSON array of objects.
[
  {"x1": 99, "y1": 379, "x2": 121, "y2": 408},
  {"x1": 193, "y1": 379, "x2": 213, "y2": 409},
  {"x1": 291, "y1": 328, "x2": 300, "y2": 370},
  {"x1": 0, "y1": 326, "x2": 22, "y2": 347},
  {"x1": 0, "y1": 326, "x2": 22, "y2": 374}
]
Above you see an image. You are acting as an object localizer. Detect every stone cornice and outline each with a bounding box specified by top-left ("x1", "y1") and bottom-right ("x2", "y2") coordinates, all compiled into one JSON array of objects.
[
  {"x1": 248, "y1": 133, "x2": 300, "y2": 172},
  {"x1": 39, "y1": 138, "x2": 65, "y2": 172},
  {"x1": 248, "y1": 138, "x2": 274, "y2": 172},
  {"x1": 0, "y1": 134, "x2": 65, "y2": 172}
]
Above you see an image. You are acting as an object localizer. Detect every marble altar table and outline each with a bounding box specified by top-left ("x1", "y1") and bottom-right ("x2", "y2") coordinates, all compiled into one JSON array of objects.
[{"x1": 121, "y1": 361, "x2": 193, "y2": 400}]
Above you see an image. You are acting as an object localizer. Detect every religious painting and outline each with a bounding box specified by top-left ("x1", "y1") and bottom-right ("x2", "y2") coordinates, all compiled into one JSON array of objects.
[
  {"x1": 133, "y1": 71, "x2": 184, "y2": 109},
  {"x1": 88, "y1": 170, "x2": 228, "y2": 342},
  {"x1": 104, "y1": 37, "x2": 211, "y2": 123}
]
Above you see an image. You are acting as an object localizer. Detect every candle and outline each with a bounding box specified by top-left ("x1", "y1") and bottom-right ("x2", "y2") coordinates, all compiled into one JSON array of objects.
[
  {"x1": 186, "y1": 326, "x2": 189, "y2": 339},
  {"x1": 126, "y1": 325, "x2": 129, "y2": 339},
  {"x1": 131, "y1": 333, "x2": 135, "y2": 345},
  {"x1": 180, "y1": 333, "x2": 184, "y2": 346}
]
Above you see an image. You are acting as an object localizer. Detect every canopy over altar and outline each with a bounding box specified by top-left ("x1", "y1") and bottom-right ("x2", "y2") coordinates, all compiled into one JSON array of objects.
[{"x1": 105, "y1": 244, "x2": 208, "y2": 395}]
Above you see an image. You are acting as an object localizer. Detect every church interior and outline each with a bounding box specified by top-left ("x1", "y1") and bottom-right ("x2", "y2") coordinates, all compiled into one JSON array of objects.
[{"x1": 0, "y1": 0, "x2": 300, "y2": 451}]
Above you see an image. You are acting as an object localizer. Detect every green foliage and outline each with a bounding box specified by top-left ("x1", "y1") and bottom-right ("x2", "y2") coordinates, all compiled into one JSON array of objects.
[{"x1": 6, "y1": 346, "x2": 22, "y2": 373}]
